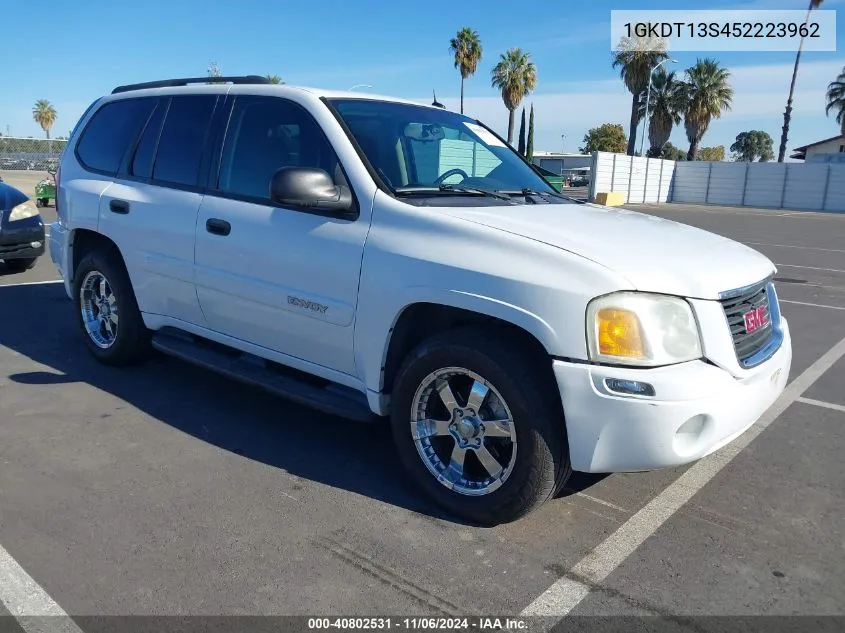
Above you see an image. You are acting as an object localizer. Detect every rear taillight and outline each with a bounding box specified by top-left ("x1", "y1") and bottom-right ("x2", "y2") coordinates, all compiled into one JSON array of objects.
[{"x1": 54, "y1": 165, "x2": 62, "y2": 222}]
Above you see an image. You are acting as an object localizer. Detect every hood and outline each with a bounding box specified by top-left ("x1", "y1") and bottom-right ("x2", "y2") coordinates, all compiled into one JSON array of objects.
[{"x1": 446, "y1": 202, "x2": 775, "y2": 300}]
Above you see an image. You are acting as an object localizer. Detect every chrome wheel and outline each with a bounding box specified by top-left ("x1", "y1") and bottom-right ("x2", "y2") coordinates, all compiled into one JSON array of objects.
[
  {"x1": 411, "y1": 367, "x2": 517, "y2": 496},
  {"x1": 79, "y1": 270, "x2": 119, "y2": 349}
]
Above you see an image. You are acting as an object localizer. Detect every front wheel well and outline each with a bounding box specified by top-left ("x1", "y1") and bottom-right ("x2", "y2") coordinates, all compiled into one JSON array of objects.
[{"x1": 381, "y1": 303, "x2": 555, "y2": 397}]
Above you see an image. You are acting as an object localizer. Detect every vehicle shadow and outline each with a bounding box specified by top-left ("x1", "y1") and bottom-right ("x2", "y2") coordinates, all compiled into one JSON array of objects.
[{"x1": 1, "y1": 283, "x2": 605, "y2": 526}]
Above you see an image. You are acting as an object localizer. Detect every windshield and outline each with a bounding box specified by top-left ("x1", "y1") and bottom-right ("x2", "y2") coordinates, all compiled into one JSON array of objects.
[{"x1": 326, "y1": 99, "x2": 558, "y2": 198}]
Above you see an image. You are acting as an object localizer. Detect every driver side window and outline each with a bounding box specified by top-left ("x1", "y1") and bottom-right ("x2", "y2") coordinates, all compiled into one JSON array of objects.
[{"x1": 217, "y1": 97, "x2": 344, "y2": 201}]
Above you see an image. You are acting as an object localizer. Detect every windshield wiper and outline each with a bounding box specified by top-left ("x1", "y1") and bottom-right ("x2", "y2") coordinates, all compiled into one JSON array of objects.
[
  {"x1": 394, "y1": 184, "x2": 510, "y2": 200},
  {"x1": 494, "y1": 188, "x2": 571, "y2": 203}
]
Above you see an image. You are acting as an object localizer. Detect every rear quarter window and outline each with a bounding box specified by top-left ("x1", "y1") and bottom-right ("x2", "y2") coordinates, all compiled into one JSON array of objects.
[{"x1": 75, "y1": 98, "x2": 156, "y2": 174}]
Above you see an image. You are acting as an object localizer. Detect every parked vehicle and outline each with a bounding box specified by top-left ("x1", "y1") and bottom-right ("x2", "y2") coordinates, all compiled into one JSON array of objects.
[
  {"x1": 1, "y1": 179, "x2": 45, "y2": 272},
  {"x1": 34, "y1": 168, "x2": 57, "y2": 207},
  {"x1": 49, "y1": 76, "x2": 792, "y2": 525}
]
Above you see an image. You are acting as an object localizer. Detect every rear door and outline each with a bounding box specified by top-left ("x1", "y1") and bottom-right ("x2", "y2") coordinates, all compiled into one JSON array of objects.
[{"x1": 98, "y1": 93, "x2": 220, "y2": 325}]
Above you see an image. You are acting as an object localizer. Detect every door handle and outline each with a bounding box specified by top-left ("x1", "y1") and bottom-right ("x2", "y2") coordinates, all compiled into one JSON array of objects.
[
  {"x1": 109, "y1": 199, "x2": 130, "y2": 214},
  {"x1": 206, "y1": 218, "x2": 231, "y2": 236}
]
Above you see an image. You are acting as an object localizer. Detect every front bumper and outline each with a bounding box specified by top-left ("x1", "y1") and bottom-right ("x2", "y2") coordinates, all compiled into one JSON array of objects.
[
  {"x1": 0, "y1": 215, "x2": 45, "y2": 261},
  {"x1": 554, "y1": 318, "x2": 792, "y2": 473}
]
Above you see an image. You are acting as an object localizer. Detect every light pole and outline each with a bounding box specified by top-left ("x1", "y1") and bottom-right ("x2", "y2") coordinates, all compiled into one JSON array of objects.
[
  {"x1": 560, "y1": 134, "x2": 566, "y2": 177},
  {"x1": 639, "y1": 58, "x2": 677, "y2": 157},
  {"x1": 348, "y1": 84, "x2": 373, "y2": 91}
]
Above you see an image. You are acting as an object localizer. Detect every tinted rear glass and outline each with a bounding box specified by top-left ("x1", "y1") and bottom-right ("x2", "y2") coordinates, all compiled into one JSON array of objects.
[
  {"x1": 130, "y1": 101, "x2": 165, "y2": 180},
  {"x1": 76, "y1": 98, "x2": 156, "y2": 174},
  {"x1": 152, "y1": 95, "x2": 217, "y2": 187}
]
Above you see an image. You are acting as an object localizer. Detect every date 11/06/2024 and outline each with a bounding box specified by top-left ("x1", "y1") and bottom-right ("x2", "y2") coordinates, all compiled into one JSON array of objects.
[
  {"x1": 307, "y1": 617, "x2": 528, "y2": 631},
  {"x1": 624, "y1": 21, "x2": 820, "y2": 39}
]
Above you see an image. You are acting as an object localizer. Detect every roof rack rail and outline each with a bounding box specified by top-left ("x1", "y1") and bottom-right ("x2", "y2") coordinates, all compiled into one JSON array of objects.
[{"x1": 111, "y1": 75, "x2": 271, "y2": 95}]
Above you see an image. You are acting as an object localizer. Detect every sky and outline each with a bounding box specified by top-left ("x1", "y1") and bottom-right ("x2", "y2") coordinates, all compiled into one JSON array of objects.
[{"x1": 3, "y1": 0, "x2": 843, "y2": 159}]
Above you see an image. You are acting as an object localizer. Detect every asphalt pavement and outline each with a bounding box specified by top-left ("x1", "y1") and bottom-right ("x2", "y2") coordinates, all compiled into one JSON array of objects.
[{"x1": 0, "y1": 190, "x2": 843, "y2": 632}]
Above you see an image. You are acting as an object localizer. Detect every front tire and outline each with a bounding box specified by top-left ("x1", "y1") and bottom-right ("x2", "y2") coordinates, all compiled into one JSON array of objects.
[
  {"x1": 73, "y1": 248, "x2": 151, "y2": 366},
  {"x1": 390, "y1": 328, "x2": 571, "y2": 526}
]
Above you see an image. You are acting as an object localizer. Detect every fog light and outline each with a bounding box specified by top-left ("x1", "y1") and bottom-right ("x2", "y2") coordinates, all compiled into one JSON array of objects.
[
  {"x1": 31, "y1": 241, "x2": 42, "y2": 248},
  {"x1": 605, "y1": 378, "x2": 655, "y2": 397}
]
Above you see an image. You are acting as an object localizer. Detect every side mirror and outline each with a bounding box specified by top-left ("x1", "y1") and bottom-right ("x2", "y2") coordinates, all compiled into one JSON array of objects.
[{"x1": 270, "y1": 167, "x2": 354, "y2": 215}]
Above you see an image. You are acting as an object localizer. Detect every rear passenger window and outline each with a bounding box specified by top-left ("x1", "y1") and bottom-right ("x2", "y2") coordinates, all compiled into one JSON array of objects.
[
  {"x1": 152, "y1": 95, "x2": 217, "y2": 187},
  {"x1": 130, "y1": 102, "x2": 165, "y2": 179},
  {"x1": 76, "y1": 98, "x2": 156, "y2": 174}
]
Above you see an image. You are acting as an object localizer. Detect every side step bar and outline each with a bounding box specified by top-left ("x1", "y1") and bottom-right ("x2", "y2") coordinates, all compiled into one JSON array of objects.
[{"x1": 151, "y1": 330, "x2": 379, "y2": 423}]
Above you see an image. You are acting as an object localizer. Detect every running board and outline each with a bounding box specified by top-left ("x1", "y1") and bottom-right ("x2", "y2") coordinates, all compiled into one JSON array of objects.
[{"x1": 151, "y1": 330, "x2": 378, "y2": 423}]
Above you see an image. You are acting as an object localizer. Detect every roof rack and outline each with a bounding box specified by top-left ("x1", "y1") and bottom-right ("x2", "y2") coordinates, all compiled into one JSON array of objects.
[{"x1": 111, "y1": 75, "x2": 271, "y2": 95}]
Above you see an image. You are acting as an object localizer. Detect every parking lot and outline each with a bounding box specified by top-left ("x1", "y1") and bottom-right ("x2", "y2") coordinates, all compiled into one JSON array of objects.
[{"x1": 1, "y1": 170, "x2": 844, "y2": 631}]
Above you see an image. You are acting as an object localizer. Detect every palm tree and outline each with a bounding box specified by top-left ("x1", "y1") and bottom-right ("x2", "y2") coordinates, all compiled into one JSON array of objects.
[
  {"x1": 612, "y1": 35, "x2": 668, "y2": 155},
  {"x1": 490, "y1": 48, "x2": 537, "y2": 145},
  {"x1": 638, "y1": 69, "x2": 686, "y2": 157},
  {"x1": 449, "y1": 28, "x2": 483, "y2": 114},
  {"x1": 32, "y1": 100, "x2": 57, "y2": 139},
  {"x1": 682, "y1": 58, "x2": 733, "y2": 161},
  {"x1": 825, "y1": 65, "x2": 845, "y2": 135},
  {"x1": 777, "y1": 0, "x2": 825, "y2": 162},
  {"x1": 266, "y1": 74, "x2": 283, "y2": 84}
]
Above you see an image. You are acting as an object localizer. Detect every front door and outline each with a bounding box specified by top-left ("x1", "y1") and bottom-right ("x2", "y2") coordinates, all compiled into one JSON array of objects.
[{"x1": 194, "y1": 95, "x2": 370, "y2": 377}]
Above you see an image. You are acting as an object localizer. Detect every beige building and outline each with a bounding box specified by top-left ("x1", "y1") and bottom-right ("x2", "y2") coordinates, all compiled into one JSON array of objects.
[{"x1": 791, "y1": 134, "x2": 845, "y2": 163}]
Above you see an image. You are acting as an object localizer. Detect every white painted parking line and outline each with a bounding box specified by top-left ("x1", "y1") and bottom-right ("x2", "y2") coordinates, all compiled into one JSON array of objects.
[
  {"x1": 746, "y1": 242, "x2": 845, "y2": 254},
  {"x1": 0, "y1": 544, "x2": 84, "y2": 632},
  {"x1": 575, "y1": 493, "x2": 629, "y2": 514},
  {"x1": 797, "y1": 397, "x2": 845, "y2": 414},
  {"x1": 521, "y1": 335, "x2": 845, "y2": 623},
  {"x1": 776, "y1": 263, "x2": 845, "y2": 274},
  {"x1": 0, "y1": 280, "x2": 62, "y2": 288},
  {"x1": 780, "y1": 299, "x2": 845, "y2": 311}
]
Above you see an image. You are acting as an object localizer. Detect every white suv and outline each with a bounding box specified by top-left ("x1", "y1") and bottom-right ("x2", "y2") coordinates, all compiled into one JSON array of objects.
[{"x1": 49, "y1": 76, "x2": 792, "y2": 525}]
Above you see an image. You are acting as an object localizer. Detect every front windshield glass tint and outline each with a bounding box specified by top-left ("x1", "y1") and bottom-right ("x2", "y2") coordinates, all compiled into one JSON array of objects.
[{"x1": 327, "y1": 99, "x2": 556, "y2": 195}]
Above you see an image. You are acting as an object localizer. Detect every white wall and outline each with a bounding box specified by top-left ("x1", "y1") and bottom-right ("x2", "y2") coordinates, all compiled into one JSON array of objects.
[{"x1": 589, "y1": 151, "x2": 845, "y2": 212}]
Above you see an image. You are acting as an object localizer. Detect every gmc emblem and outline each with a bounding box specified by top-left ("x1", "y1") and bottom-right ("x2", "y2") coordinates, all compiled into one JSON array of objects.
[{"x1": 743, "y1": 305, "x2": 769, "y2": 333}]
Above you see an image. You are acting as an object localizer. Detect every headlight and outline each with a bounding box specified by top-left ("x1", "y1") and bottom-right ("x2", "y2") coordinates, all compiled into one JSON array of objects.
[
  {"x1": 8, "y1": 202, "x2": 39, "y2": 222},
  {"x1": 586, "y1": 292, "x2": 702, "y2": 367}
]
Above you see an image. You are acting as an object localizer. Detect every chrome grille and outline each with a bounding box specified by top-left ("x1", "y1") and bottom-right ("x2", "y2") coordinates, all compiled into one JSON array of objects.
[{"x1": 719, "y1": 279, "x2": 774, "y2": 365}]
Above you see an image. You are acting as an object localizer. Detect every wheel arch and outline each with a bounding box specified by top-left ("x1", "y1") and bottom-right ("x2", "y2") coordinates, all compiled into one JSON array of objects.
[
  {"x1": 69, "y1": 229, "x2": 126, "y2": 285},
  {"x1": 374, "y1": 292, "x2": 560, "y2": 406}
]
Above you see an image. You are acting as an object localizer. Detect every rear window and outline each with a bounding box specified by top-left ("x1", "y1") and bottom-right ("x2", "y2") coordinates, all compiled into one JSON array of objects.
[
  {"x1": 152, "y1": 95, "x2": 217, "y2": 187},
  {"x1": 75, "y1": 98, "x2": 156, "y2": 174}
]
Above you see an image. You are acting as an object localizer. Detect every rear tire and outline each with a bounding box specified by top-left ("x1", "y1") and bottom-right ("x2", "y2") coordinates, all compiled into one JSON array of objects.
[
  {"x1": 3, "y1": 257, "x2": 37, "y2": 272},
  {"x1": 390, "y1": 327, "x2": 571, "y2": 526},
  {"x1": 73, "y1": 248, "x2": 151, "y2": 366}
]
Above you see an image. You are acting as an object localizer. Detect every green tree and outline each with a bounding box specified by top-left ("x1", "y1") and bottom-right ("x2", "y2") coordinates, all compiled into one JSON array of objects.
[
  {"x1": 698, "y1": 145, "x2": 726, "y2": 161},
  {"x1": 32, "y1": 100, "x2": 57, "y2": 140},
  {"x1": 682, "y1": 58, "x2": 733, "y2": 161},
  {"x1": 660, "y1": 142, "x2": 687, "y2": 161},
  {"x1": 449, "y1": 27, "x2": 483, "y2": 115},
  {"x1": 526, "y1": 103, "x2": 535, "y2": 162},
  {"x1": 638, "y1": 69, "x2": 687, "y2": 157},
  {"x1": 517, "y1": 107, "x2": 527, "y2": 155},
  {"x1": 777, "y1": 0, "x2": 825, "y2": 162},
  {"x1": 825, "y1": 65, "x2": 845, "y2": 134},
  {"x1": 265, "y1": 74, "x2": 283, "y2": 84},
  {"x1": 491, "y1": 48, "x2": 537, "y2": 145},
  {"x1": 612, "y1": 34, "x2": 668, "y2": 156},
  {"x1": 579, "y1": 123, "x2": 627, "y2": 154},
  {"x1": 730, "y1": 131, "x2": 774, "y2": 162}
]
